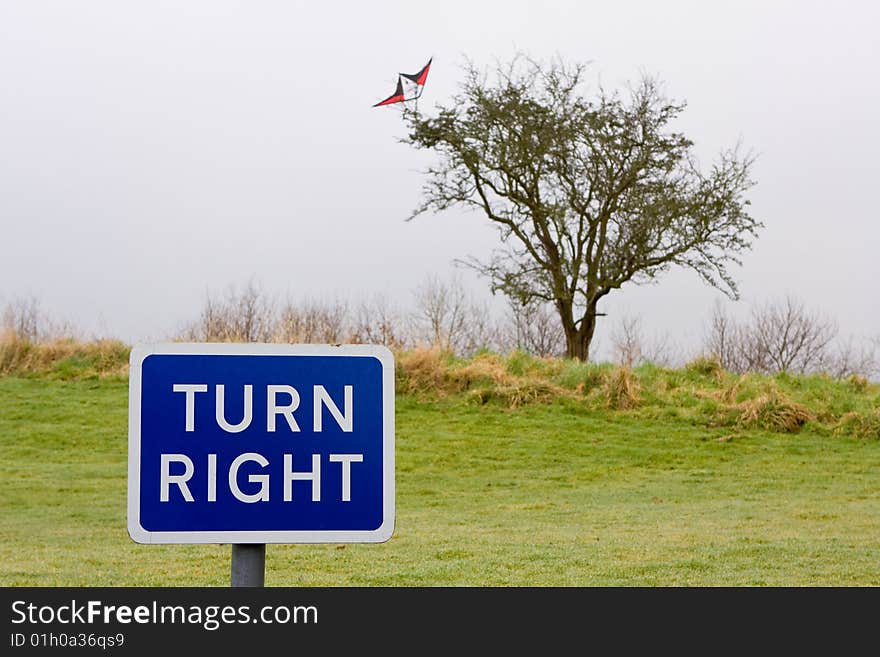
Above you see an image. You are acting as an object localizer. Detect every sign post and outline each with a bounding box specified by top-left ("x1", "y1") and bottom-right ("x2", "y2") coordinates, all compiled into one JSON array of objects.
[
  {"x1": 231, "y1": 544, "x2": 266, "y2": 587},
  {"x1": 127, "y1": 343, "x2": 395, "y2": 585}
]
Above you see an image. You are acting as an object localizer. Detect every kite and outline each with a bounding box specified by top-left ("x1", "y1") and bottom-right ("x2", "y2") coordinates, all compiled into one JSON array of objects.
[{"x1": 373, "y1": 57, "x2": 432, "y2": 107}]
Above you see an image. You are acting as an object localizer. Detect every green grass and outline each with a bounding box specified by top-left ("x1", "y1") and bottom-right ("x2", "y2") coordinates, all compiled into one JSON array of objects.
[{"x1": 1, "y1": 373, "x2": 878, "y2": 586}]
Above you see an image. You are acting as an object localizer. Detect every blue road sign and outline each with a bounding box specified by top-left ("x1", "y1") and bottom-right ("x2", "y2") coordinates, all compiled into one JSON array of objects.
[{"x1": 127, "y1": 343, "x2": 395, "y2": 544}]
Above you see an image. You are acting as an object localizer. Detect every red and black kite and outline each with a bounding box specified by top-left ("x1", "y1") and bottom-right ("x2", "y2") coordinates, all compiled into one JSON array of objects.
[{"x1": 373, "y1": 57, "x2": 432, "y2": 107}]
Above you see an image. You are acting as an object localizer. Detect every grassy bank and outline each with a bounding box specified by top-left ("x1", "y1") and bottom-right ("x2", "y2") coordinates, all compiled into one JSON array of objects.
[
  {"x1": 2, "y1": 334, "x2": 878, "y2": 439},
  {"x1": 1, "y1": 360, "x2": 878, "y2": 585}
]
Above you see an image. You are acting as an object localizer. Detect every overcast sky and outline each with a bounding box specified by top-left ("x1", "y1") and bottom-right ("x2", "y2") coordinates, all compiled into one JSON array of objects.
[{"x1": 1, "y1": 0, "x2": 878, "y2": 358}]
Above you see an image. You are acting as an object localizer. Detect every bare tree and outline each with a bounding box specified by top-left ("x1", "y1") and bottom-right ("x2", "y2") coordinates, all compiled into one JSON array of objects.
[
  {"x1": 503, "y1": 298, "x2": 565, "y2": 357},
  {"x1": 351, "y1": 295, "x2": 410, "y2": 349},
  {"x1": 231, "y1": 282, "x2": 275, "y2": 342},
  {"x1": 749, "y1": 296, "x2": 837, "y2": 374},
  {"x1": 402, "y1": 55, "x2": 760, "y2": 361},
  {"x1": 411, "y1": 274, "x2": 503, "y2": 355},
  {"x1": 705, "y1": 300, "x2": 743, "y2": 372},
  {"x1": 823, "y1": 336, "x2": 877, "y2": 380},
  {"x1": 642, "y1": 332, "x2": 680, "y2": 368},
  {"x1": 182, "y1": 282, "x2": 275, "y2": 342},
  {"x1": 412, "y1": 275, "x2": 468, "y2": 350},
  {"x1": 459, "y1": 298, "x2": 502, "y2": 355},
  {"x1": 275, "y1": 298, "x2": 349, "y2": 344},
  {"x1": 1, "y1": 297, "x2": 74, "y2": 342},
  {"x1": 2, "y1": 297, "x2": 41, "y2": 342},
  {"x1": 611, "y1": 315, "x2": 644, "y2": 367},
  {"x1": 608, "y1": 314, "x2": 679, "y2": 367},
  {"x1": 704, "y1": 296, "x2": 868, "y2": 377}
]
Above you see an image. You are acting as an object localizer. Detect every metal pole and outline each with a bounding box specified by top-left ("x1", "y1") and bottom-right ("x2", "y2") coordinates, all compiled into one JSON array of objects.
[{"x1": 231, "y1": 544, "x2": 266, "y2": 587}]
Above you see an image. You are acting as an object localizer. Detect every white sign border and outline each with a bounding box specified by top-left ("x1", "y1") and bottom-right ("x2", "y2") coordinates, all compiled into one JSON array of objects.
[{"x1": 127, "y1": 342, "x2": 395, "y2": 544}]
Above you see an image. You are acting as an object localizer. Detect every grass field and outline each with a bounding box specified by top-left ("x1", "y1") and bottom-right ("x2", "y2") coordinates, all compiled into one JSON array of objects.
[{"x1": 1, "y1": 347, "x2": 878, "y2": 586}]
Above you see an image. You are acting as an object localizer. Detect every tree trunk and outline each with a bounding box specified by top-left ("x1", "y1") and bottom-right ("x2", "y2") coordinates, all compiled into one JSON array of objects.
[
  {"x1": 563, "y1": 331, "x2": 577, "y2": 360},
  {"x1": 557, "y1": 298, "x2": 579, "y2": 361},
  {"x1": 560, "y1": 302, "x2": 598, "y2": 362}
]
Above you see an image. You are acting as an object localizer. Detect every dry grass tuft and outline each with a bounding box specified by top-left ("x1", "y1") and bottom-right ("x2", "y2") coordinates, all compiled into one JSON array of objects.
[
  {"x1": 716, "y1": 377, "x2": 744, "y2": 404},
  {"x1": 395, "y1": 346, "x2": 454, "y2": 395},
  {"x1": 735, "y1": 391, "x2": 814, "y2": 433},
  {"x1": 467, "y1": 380, "x2": 562, "y2": 408},
  {"x1": 845, "y1": 374, "x2": 870, "y2": 393},
  {"x1": 0, "y1": 329, "x2": 29, "y2": 373},
  {"x1": 834, "y1": 409, "x2": 880, "y2": 440},
  {"x1": 694, "y1": 375, "x2": 743, "y2": 404},
  {"x1": 604, "y1": 366, "x2": 640, "y2": 410},
  {"x1": 452, "y1": 352, "x2": 516, "y2": 389}
]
